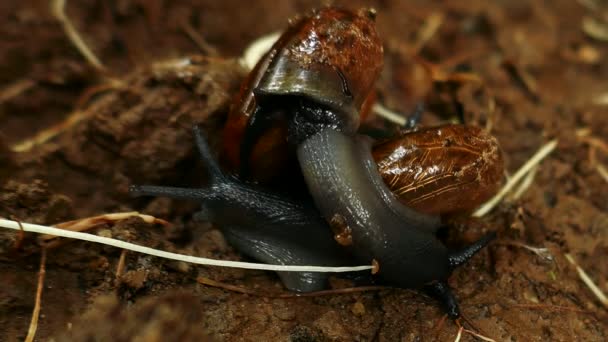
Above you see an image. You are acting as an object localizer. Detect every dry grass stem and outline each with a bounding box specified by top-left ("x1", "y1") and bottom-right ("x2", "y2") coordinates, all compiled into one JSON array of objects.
[
  {"x1": 12, "y1": 109, "x2": 87, "y2": 152},
  {"x1": 453, "y1": 325, "x2": 463, "y2": 342},
  {"x1": 502, "y1": 240, "x2": 554, "y2": 261},
  {"x1": 51, "y1": 0, "x2": 105, "y2": 72},
  {"x1": 474, "y1": 139, "x2": 558, "y2": 217},
  {"x1": 0, "y1": 79, "x2": 36, "y2": 104},
  {"x1": 411, "y1": 12, "x2": 444, "y2": 55},
  {"x1": 24, "y1": 248, "x2": 47, "y2": 342},
  {"x1": 582, "y1": 16, "x2": 608, "y2": 41},
  {"x1": 0, "y1": 218, "x2": 373, "y2": 273},
  {"x1": 241, "y1": 31, "x2": 281, "y2": 69},
  {"x1": 197, "y1": 276, "x2": 386, "y2": 298},
  {"x1": 463, "y1": 328, "x2": 496, "y2": 342},
  {"x1": 11, "y1": 79, "x2": 127, "y2": 152},
  {"x1": 513, "y1": 303, "x2": 589, "y2": 313},
  {"x1": 455, "y1": 318, "x2": 497, "y2": 342},
  {"x1": 415, "y1": 57, "x2": 482, "y2": 84},
  {"x1": 509, "y1": 165, "x2": 539, "y2": 200},
  {"x1": 593, "y1": 92, "x2": 608, "y2": 105},
  {"x1": 372, "y1": 103, "x2": 407, "y2": 126},
  {"x1": 595, "y1": 163, "x2": 608, "y2": 184},
  {"x1": 564, "y1": 253, "x2": 608, "y2": 308},
  {"x1": 181, "y1": 21, "x2": 218, "y2": 56},
  {"x1": 53, "y1": 211, "x2": 169, "y2": 231}
]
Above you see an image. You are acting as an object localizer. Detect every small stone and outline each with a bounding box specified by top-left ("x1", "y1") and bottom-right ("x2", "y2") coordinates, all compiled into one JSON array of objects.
[{"x1": 351, "y1": 301, "x2": 365, "y2": 316}]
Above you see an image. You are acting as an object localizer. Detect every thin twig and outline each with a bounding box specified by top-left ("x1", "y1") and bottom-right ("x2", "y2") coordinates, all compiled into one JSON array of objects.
[
  {"x1": 411, "y1": 12, "x2": 444, "y2": 55},
  {"x1": 513, "y1": 303, "x2": 589, "y2": 313},
  {"x1": 12, "y1": 109, "x2": 87, "y2": 152},
  {"x1": 180, "y1": 20, "x2": 218, "y2": 56},
  {"x1": 462, "y1": 328, "x2": 496, "y2": 342},
  {"x1": 509, "y1": 165, "x2": 538, "y2": 200},
  {"x1": 11, "y1": 80, "x2": 125, "y2": 152},
  {"x1": 596, "y1": 163, "x2": 608, "y2": 184},
  {"x1": 432, "y1": 314, "x2": 448, "y2": 341},
  {"x1": 12, "y1": 218, "x2": 26, "y2": 251},
  {"x1": 52, "y1": 211, "x2": 169, "y2": 231},
  {"x1": 456, "y1": 318, "x2": 496, "y2": 342},
  {"x1": 196, "y1": 276, "x2": 386, "y2": 298},
  {"x1": 0, "y1": 218, "x2": 373, "y2": 273},
  {"x1": 453, "y1": 325, "x2": 463, "y2": 342},
  {"x1": 564, "y1": 253, "x2": 608, "y2": 308},
  {"x1": 51, "y1": 0, "x2": 105, "y2": 72},
  {"x1": 240, "y1": 31, "x2": 281, "y2": 69},
  {"x1": 500, "y1": 240, "x2": 554, "y2": 262},
  {"x1": 473, "y1": 139, "x2": 558, "y2": 217},
  {"x1": 25, "y1": 248, "x2": 47, "y2": 342},
  {"x1": 73, "y1": 81, "x2": 125, "y2": 109},
  {"x1": 372, "y1": 103, "x2": 407, "y2": 126},
  {"x1": 0, "y1": 79, "x2": 36, "y2": 104}
]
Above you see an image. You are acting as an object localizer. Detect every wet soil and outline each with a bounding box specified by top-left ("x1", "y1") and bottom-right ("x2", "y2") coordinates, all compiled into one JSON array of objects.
[{"x1": 1, "y1": 1, "x2": 607, "y2": 341}]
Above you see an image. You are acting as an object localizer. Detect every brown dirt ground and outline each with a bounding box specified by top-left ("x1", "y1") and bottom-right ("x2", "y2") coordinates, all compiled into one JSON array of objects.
[{"x1": 1, "y1": 1, "x2": 607, "y2": 341}]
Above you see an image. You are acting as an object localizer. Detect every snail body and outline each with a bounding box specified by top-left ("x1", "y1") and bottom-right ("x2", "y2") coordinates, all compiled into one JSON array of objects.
[
  {"x1": 298, "y1": 129, "x2": 447, "y2": 286},
  {"x1": 132, "y1": 127, "x2": 351, "y2": 292}
]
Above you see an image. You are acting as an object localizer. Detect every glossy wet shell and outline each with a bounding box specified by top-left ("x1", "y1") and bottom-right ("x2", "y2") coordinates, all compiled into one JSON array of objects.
[
  {"x1": 373, "y1": 125, "x2": 504, "y2": 215},
  {"x1": 255, "y1": 7, "x2": 383, "y2": 122},
  {"x1": 222, "y1": 7, "x2": 383, "y2": 177}
]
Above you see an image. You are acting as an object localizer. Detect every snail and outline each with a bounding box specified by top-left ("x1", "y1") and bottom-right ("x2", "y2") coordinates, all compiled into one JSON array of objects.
[
  {"x1": 221, "y1": 10, "x2": 502, "y2": 215},
  {"x1": 228, "y1": 7, "x2": 496, "y2": 318},
  {"x1": 222, "y1": 7, "x2": 381, "y2": 181},
  {"x1": 132, "y1": 7, "x2": 498, "y2": 319},
  {"x1": 373, "y1": 124, "x2": 503, "y2": 215}
]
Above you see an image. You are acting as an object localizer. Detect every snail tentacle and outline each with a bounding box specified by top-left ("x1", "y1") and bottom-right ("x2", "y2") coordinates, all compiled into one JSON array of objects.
[
  {"x1": 423, "y1": 281, "x2": 460, "y2": 319},
  {"x1": 448, "y1": 232, "x2": 496, "y2": 270}
]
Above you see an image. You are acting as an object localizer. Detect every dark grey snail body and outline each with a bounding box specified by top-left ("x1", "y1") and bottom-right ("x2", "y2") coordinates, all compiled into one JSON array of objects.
[
  {"x1": 298, "y1": 129, "x2": 448, "y2": 287},
  {"x1": 131, "y1": 127, "x2": 350, "y2": 292},
  {"x1": 294, "y1": 128, "x2": 494, "y2": 318}
]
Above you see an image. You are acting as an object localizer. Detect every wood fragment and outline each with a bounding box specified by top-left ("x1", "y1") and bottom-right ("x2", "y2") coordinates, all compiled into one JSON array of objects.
[{"x1": 115, "y1": 249, "x2": 128, "y2": 280}]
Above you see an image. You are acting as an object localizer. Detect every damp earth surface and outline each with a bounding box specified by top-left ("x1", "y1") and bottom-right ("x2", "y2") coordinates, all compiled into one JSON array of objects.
[{"x1": 1, "y1": 1, "x2": 607, "y2": 341}]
